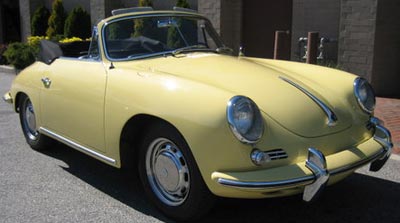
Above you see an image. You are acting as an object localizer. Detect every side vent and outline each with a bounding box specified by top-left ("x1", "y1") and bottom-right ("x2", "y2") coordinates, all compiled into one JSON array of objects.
[
  {"x1": 265, "y1": 149, "x2": 288, "y2": 160},
  {"x1": 251, "y1": 148, "x2": 288, "y2": 165}
]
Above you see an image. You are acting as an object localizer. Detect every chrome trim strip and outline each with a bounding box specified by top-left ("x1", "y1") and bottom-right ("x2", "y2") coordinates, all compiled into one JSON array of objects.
[
  {"x1": 217, "y1": 175, "x2": 314, "y2": 189},
  {"x1": 226, "y1": 96, "x2": 264, "y2": 145},
  {"x1": 217, "y1": 146, "x2": 386, "y2": 190},
  {"x1": 279, "y1": 76, "x2": 338, "y2": 127},
  {"x1": 39, "y1": 127, "x2": 116, "y2": 165},
  {"x1": 101, "y1": 13, "x2": 214, "y2": 62},
  {"x1": 111, "y1": 7, "x2": 154, "y2": 16},
  {"x1": 217, "y1": 117, "x2": 391, "y2": 190},
  {"x1": 329, "y1": 148, "x2": 384, "y2": 175},
  {"x1": 353, "y1": 77, "x2": 375, "y2": 114}
]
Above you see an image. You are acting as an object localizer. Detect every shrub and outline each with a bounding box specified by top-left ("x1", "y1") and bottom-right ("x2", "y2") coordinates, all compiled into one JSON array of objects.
[
  {"x1": 31, "y1": 6, "x2": 50, "y2": 36},
  {"x1": 133, "y1": 0, "x2": 153, "y2": 37},
  {"x1": 27, "y1": 36, "x2": 48, "y2": 55},
  {"x1": 64, "y1": 6, "x2": 91, "y2": 39},
  {"x1": 3, "y1": 42, "x2": 36, "y2": 70},
  {"x1": 107, "y1": 19, "x2": 135, "y2": 40},
  {"x1": 59, "y1": 37, "x2": 83, "y2": 43},
  {"x1": 138, "y1": 0, "x2": 153, "y2": 7},
  {"x1": 167, "y1": 0, "x2": 192, "y2": 48},
  {"x1": 176, "y1": 0, "x2": 190, "y2": 8},
  {"x1": 46, "y1": 0, "x2": 66, "y2": 38}
]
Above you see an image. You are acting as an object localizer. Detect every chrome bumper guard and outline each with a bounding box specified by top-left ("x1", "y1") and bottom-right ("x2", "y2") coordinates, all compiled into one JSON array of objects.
[{"x1": 217, "y1": 117, "x2": 393, "y2": 202}]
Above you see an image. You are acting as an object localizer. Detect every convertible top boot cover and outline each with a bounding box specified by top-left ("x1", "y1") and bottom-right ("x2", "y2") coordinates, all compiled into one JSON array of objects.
[{"x1": 38, "y1": 40, "x2": 63, "y2": 65}]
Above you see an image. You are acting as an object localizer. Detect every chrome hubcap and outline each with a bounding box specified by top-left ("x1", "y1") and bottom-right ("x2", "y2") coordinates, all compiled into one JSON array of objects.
[
  {"x1": 146, "y1": 138, "x2": 190, "y2": 206},
  {"x1": 24, "y1": 100, "x2": 38, "y2": 140}
]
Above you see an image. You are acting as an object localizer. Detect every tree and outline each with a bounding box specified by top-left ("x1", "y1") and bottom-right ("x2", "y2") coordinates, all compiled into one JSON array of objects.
[
  {"x1": 31, "y1": 6, "x2": 50, "y2": 36},
  {"x1": 176, "y1": 0, "x2": 190, "y2": 8},
  {"x1": 133, "y1": 0, "x2": 153, "y2": 37},
  {"x1": 64, "y1": 6, "x2": 91, "y2": 38},
  {"x1": 138, "y1": 0, "x2": 153, "y2": 7},
  {"x1": 46, "y1": 0, "x2": 66, "y2": 38},
  {"x1": 167, "y1": 0, "x2": 191, "y2": 48}
]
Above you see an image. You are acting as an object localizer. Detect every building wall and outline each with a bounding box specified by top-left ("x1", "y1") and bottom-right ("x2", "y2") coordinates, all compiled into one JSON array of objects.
[
  {"x1": 198, "y1": 0, "x2": 221, "y2": 34},
  {"x1": 198, "y1": 0, "x2": 243, "y2": 53},
  {"x1": 371, "y1": 0, "x2": 400, "y2": 97},
  {"x1": 291, "y1": 0, "x2": 340, "y2": 61},
  {"x1": 338, "y1": 0, "x2": 378, "y2": 81},
  {"x1": 220, "y1": 0, "x2": 242, "y2": 52}
]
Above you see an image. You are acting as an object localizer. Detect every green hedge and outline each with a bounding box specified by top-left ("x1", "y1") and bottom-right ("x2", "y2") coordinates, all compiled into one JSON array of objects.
[{"x1": 3, "y1": 42, "x2": 36, "y2": 70}]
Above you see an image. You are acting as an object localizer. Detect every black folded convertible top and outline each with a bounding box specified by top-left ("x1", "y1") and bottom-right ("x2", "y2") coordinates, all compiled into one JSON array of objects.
[{"x1": 38, "y1": 40, "x2": 63, "y2": 65}]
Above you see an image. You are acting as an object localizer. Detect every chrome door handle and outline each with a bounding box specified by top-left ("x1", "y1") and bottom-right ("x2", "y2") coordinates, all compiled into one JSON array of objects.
[{"x1": 41, "y1": 77, "x2": 51, "y2": 88}]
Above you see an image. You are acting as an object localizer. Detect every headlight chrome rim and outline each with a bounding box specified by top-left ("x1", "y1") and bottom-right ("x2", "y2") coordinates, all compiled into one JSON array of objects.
[
  {"x1": 227, "y1": 96, "x2": 264, "y2": 144},
  {"x1": 354, "y1": 77, "x2": 376, "y2": 114}
]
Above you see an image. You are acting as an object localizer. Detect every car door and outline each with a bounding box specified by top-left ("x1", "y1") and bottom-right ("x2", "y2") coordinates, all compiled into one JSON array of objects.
[{"x1": 40, "y1": 58, "x2": 107, "y2": 152}]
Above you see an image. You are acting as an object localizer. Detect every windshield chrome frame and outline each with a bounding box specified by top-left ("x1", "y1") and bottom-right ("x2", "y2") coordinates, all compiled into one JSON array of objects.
[{"x1": 101, "y1": 13, "x2": 224, "y2": 62}]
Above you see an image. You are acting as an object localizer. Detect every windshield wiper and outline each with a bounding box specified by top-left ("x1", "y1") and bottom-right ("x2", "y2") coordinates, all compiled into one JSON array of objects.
[{"x1": 171, "y1": 45, "x2": 213, "y2": 56}]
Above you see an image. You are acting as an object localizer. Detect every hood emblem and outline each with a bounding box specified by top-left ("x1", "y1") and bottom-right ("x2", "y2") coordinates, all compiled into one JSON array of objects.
[{"x1": 279, "y1": 76, "x2": 338, "y2": 127}]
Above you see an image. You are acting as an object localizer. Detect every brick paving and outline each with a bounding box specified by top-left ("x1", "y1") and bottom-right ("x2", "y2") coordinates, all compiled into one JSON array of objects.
[{"x1": 375, "y1": 97, "x2": 400, "y2": 154}]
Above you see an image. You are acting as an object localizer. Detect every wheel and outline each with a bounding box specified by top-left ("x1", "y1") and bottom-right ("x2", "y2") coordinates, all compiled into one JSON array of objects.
[
  {"x1": 138, "y1": 122, "x2": 215, "y2": 221},
  {"x1": 19, "y1": 95, "x2": 53, "y2": 150}
]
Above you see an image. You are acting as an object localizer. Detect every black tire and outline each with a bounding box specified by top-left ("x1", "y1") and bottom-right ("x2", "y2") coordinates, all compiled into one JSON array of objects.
[
  {"x1": 138, "y1": 122, "x2": 215, "y2": 221},
  {"x1": 19, "y1": 95, "x2": 53, "y2": 150}
]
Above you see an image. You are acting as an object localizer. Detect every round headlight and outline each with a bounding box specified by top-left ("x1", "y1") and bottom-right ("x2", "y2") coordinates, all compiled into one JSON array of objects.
[
  {"x1": 354, "y1": 77, "x2": 375, "y2": 114},
  {"x1": 227, "y1": 96, "x2": 264, "y2": 144}
]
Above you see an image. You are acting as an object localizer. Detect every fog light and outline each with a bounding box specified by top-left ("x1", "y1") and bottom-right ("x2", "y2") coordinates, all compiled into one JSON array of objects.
[{"x1": 251, "y1": 149, "x2": 271, "y2": 166}]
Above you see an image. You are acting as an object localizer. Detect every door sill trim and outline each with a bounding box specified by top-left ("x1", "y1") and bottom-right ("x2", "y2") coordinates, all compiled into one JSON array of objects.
[{"x1": 39, "y1": 127, "x2": 116, "y2": 165}]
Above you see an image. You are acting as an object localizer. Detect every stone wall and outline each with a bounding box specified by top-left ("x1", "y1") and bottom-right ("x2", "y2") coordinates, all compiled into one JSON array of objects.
[
  {"x1": 338, "y1": 0, "x2": 378, "y2": 81},
  {"x1": 198, "y1": 0, "x2": 242, "y2": 53},
  {"x1": 291, "y1": 0, "x2": 341, "y2": 61},
  {"x1": 198, "y1": 0, "x2": 221, "y2": 34}
]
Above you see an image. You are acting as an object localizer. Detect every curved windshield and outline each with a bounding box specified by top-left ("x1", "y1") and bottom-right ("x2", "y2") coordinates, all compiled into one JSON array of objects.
[{"x1": 103, "y1": 15, "x2": 225, "y2": 60}]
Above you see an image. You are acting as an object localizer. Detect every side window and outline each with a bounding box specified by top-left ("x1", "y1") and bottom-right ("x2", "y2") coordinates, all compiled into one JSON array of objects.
[{"x1": 88, "y1": 26, "x2": 100, "y2": 60}]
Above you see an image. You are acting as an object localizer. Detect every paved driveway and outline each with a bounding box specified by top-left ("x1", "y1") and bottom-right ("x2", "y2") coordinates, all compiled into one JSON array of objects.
[{"x1": 1, "y1": 71, "x2": 399, "y2": 222}]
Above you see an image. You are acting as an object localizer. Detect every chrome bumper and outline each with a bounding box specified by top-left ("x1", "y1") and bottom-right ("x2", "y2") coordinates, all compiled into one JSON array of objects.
[
  {"x1": 217, "y1": 117, "x2": 393, "y2": 202},
  {"x1": 2, "y1": 92, "x2": 13, "y2": 104}
]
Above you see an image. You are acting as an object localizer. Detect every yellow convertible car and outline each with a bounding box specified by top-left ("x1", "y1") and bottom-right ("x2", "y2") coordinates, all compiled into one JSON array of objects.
[{"x1": 3, "y1": 7, "x2": 393, "y2": 220}]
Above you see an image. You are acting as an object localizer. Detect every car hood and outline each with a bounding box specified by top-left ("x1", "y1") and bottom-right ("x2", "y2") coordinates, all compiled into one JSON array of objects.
[{"x1": 128, "y1": 53, "x2": 356, "y2": 137}]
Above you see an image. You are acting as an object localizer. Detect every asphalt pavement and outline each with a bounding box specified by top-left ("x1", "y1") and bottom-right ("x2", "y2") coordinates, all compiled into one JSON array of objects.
[{"x1": 1, "y1": 70, "x2": 399, "y2": 222}]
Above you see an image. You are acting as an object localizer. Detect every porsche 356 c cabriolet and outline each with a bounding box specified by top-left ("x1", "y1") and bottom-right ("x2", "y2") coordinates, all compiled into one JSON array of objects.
[{"x1": 3, "y1": 7, "x2": 393, "y2": 221}]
